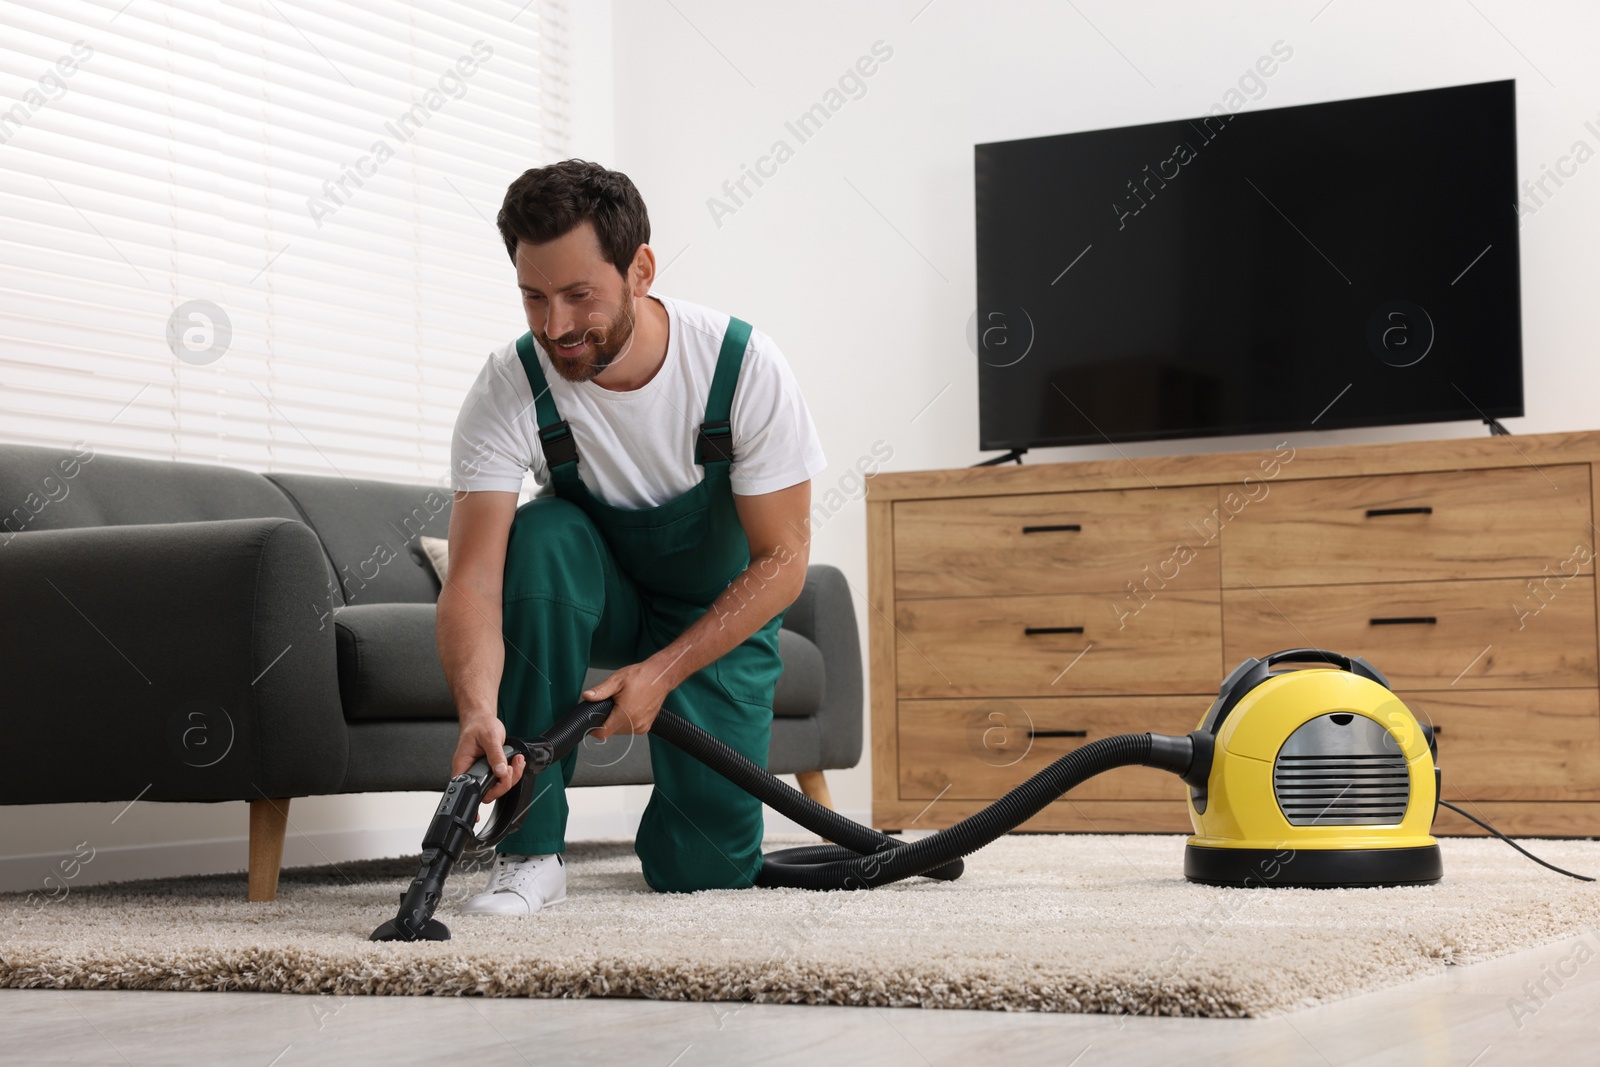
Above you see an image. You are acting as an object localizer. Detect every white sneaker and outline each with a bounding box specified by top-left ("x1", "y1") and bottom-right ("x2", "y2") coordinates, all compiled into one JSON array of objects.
[{"x1": 459, "y1": 853, "x2": 567, "y2": 916}]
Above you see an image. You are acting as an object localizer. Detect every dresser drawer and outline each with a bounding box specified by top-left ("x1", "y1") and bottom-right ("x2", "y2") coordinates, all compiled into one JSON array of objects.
[
  {"x1": 1222, "y1": 578, "x2": 1598, "y2": 690},
  {"x1": 897, "y1": 697, "x2": 1203, "y2": 801},
  {"x1": 1400, "y1": 689, "x2": 1600, "y2": 799},
  {"x1": 1220, "y1": 465, "x2": 1593, "y2": 587},
  {"x1": 894, "y1": 590, "x2": 1221, "y2": 698},
  {"x1": 893, "y1": 486, "x2": 1221, "y2": 598}
]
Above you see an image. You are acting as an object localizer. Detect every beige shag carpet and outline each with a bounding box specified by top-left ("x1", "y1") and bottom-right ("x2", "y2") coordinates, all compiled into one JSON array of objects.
[{"x1": 4, "y1": 834, "x2": 1599, "y2": 1017}]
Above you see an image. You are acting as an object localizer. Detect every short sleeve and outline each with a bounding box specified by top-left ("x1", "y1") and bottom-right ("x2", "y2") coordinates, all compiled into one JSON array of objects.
[
  {"x1": 728, "y1": 330, "x2": 827, "y2": 497},
  {"x1": 450, "y1": 350, "x2": 544, "y2": 494}
]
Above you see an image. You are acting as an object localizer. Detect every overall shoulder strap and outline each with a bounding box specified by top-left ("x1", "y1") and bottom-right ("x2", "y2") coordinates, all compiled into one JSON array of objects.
[
  {"x1": 695, "y1": 316, "x2": 753, "y2": 467},
  {"x1": 513, "y1": 332, "x2": 581, "y2": 483}
]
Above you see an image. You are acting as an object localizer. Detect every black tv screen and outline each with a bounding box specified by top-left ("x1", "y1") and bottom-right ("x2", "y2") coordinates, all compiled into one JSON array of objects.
[{"x1": 974, "y1": 79, "x2": 1523, "y2": 452}]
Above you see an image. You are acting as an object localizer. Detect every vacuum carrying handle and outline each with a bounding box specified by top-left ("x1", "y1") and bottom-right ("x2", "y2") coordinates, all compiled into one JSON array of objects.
[
  {"x1": 1262, "y1": 647, "x2": 1390, "y2": 687},
  {"x1": 1263, "y1": 647, "x2": 1353, "y2": 671}
]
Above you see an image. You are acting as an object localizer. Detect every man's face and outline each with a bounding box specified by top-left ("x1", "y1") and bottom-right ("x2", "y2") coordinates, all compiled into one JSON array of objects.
[{"x1": 515, "y1": 220, "x2": 638, "y2": 384}]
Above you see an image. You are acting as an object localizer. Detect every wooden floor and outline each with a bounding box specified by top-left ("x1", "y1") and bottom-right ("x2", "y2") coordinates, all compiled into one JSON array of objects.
[{"x1": 3, "y1": 932, "x2": 1597, "y2": 1065}]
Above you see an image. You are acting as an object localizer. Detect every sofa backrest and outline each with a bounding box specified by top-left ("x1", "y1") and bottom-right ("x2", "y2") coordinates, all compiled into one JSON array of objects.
[
  {"x1": 0, "y1": 442, "x2": 306, "y2": 535},
  {"x1": 0, "y1": 444, "x2": 458, "y2": 608},
  {"x1": 267, "y1": 473, "x2": 452, "y2": 606}
]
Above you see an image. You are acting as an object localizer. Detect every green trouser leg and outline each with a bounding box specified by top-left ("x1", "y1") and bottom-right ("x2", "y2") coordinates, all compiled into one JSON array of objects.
[
  {"x1": 632, "y1": 601, "x2": 778, "y2": 892},
  {"x1": 495, "y1": 497, "x2": 643, "y2": 857},
  {"x1": 496, "y1": 497, "x2": 778, "y2": 892}
]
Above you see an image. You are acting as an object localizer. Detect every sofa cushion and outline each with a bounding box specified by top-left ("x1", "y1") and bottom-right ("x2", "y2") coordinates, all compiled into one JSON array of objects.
[
  {"x1": 339, "y1": 606, "x2": 823, "y2": 724},
  {"x1": 268, "y1": 473, "x2": 452, "y2": 606},
  {"x1": 772, "y1": 628, "x2": 825, "y2": 718},
  {"x1": 335, "y1": 603, "x2": 454, "y2": 721},
  {"x1": 419, "y1": 534, "x2": 450, "y2": 585}
]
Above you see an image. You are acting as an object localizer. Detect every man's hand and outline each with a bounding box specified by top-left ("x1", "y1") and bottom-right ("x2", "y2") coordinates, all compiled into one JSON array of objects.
[
  {"x1": 452, "y1": 712, "x2": 526, "y2": 803},
  {"x1": 582, "y1": 656, "x2": 680, "y2": 740},
  {"x1": 577, "y1": 482, "x2": 812, "y2": 742}
]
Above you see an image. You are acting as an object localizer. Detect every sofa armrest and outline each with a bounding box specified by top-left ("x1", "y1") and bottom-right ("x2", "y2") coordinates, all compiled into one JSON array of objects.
[
  {"x1": 0, "y1": 518, "x2": 347, "y2": 803},
  {"x1": 782, "y1": 564, "x2": 864, "y2": 770}
]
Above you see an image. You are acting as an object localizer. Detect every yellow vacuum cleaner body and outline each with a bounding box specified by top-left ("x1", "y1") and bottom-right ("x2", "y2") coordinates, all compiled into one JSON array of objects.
[{"x1": 1183, "y1": 648, "x2": 1442, "y2": 888}]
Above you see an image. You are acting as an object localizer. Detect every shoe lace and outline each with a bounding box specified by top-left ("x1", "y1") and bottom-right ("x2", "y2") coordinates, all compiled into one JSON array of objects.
[
  {"x1": 486, "y1": 855, "x2": 521, "y2": 893},
  {"x1": 488, "y1": 854, "x2": 545, "y2": 894}
]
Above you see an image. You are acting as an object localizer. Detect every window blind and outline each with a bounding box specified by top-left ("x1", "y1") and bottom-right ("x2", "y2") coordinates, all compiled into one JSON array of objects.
[{"x1": 0, "y1": 0, "x2": 569, "y2": 483}]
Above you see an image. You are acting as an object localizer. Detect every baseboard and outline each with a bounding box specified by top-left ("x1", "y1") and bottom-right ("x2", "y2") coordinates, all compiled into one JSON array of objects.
[
  {"x1": 0, "y1": 806, "x2": 874, "y2": 893},
  {"x1": 0, "y1": 825, "x2": 427, "y2": 895},
  {"x1": 763, "y1": 807, "x2": 873, "y2": 837}
]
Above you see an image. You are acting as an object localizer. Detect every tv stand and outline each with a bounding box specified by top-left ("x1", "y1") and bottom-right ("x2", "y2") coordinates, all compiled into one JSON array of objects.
[
  {"x1": 1484, "y1": 417, "x2": 1512, "y2": 437},
  {"x1": 972, "y1": 448, "x2": 1027, "y2": 467},
  {"x1": 868, "y1": 429, "x2": 1600, "y2": 837}
]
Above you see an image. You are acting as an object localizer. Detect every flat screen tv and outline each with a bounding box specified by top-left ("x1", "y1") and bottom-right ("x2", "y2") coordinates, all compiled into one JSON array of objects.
[{"x1": 974, "y1": 79, "x2": 1523, "y2": 453}]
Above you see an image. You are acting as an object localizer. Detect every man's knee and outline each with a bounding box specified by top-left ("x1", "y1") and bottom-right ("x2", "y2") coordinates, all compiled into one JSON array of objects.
[
  {"x1": 639, "y1": 841, "x2": 763, "y2": 893},
  {"x1": 502, "y1": 497, "x2": 607, "y2": 603},
  {"x1": 635, "y1": 781, "x2": 764, "y2": 893}
]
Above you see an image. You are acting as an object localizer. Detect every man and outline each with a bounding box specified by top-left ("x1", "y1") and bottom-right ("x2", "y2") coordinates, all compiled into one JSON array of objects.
[{"x1": 440, "y1": 159, "x2": 826, "y2": 913}]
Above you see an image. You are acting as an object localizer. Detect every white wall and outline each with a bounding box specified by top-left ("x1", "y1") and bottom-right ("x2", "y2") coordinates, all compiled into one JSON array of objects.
[
  {"x1": 605, "y1": 0, "x2": 1600, "y2": 819},
  {"x1": 11, "y1": 0, "x2": 1600, "y2": 891}
]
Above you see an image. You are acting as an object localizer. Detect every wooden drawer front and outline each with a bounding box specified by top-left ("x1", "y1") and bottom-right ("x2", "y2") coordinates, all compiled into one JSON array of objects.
[
  {"x1": 893, "y1": 486, "x2": 1221, "y2": 598},
  {"x1": 1400, "y1": 689, "x2": 1600, "y2": 799},
  {"x1": 1222, "y1": 579, "x2": 1598, "y2": 690},
  {"x1": 897, "y1": 697, "x2": 1202, "y2": 801},
  {"x1": 895, "y1": 591, "x2": 1222, "y2": 698},
  {"x1": 1220, "y1": 465, "x2": 1593, "y2": 587}
]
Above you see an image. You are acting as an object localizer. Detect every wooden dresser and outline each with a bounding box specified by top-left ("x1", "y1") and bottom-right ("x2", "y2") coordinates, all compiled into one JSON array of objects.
[{"x1": 866, "y1": 430, "x2": 1600, "y2": 837}]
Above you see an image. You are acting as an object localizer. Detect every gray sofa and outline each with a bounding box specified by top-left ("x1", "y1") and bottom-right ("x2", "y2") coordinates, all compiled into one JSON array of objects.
[{"x1": 0, "y1": 443, "x2": 862, "y2": 898}]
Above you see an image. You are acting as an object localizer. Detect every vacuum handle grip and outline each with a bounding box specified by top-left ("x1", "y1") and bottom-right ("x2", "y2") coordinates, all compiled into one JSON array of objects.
[
  {"x1": 464, "y1": 744, "x2": 520, "y2": 785},
  {"x1": 474, "y1": 705, "x2": 613, "y2": 851}
]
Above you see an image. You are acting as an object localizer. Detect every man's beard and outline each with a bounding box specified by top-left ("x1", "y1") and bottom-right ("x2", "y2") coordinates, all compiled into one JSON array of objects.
[{"x1": 539, "y1": 297, "x2": 637, "y2": 384}]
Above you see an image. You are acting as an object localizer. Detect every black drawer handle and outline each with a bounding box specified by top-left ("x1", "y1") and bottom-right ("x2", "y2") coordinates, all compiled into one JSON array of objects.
[
  {"x1": 1021, "y1": 523, "x2": 1082, "y2": 534},
  {"x1": 1369, "y1": 616, "x2": 1437, "y2": 626},
  {"x1": 1024, "y1": 626, "x2": 1085, "y2": 636},
  {"x1": 1366, "y1": 506, "x2": 1433, "y2": 518},
  {"x1": 1028, "y1": 729, "x2": 1088, "y2": 738}
]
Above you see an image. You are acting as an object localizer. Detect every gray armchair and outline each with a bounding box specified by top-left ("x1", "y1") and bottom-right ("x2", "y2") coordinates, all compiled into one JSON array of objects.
[{"x1": 0, "y1": 443, "x2": 863, "y2": 899}]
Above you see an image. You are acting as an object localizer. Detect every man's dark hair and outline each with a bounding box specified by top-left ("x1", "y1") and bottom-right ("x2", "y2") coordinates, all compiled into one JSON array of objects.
[{"x1": 496, "y1": 159, "x2": 650, "y2": 279}]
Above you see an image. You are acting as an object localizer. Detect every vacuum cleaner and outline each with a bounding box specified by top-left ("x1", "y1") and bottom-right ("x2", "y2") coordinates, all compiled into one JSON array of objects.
[{"x1": 372, "y1": 646, "x2": 1589, "y2": 942}]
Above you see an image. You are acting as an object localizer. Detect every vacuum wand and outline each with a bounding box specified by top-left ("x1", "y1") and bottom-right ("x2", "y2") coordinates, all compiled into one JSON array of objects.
[{"x1": 370, "y1": 699, "x2": 614, "y2": 942}]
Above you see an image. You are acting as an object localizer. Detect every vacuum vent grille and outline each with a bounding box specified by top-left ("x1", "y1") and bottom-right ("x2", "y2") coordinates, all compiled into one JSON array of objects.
[{"x1": 1273, "y1": 714, "x2": 1411, "y2": 827}]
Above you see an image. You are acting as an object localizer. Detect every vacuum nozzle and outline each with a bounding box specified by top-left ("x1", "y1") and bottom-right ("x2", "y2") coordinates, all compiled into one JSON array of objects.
[{"x1": 369, "y1": 701, "x2": 616, "y2": 942}]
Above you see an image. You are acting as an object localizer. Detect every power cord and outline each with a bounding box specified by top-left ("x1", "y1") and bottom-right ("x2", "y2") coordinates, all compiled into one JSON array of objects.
[{"x1": 1439, "y1": 800, "x2": 1595, "y2": 882}]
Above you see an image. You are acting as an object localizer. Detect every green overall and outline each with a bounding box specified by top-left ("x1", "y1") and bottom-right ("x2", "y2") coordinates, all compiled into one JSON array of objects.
[{"x1": 495, "y1": 316, "x2": 785, "y2": 892}]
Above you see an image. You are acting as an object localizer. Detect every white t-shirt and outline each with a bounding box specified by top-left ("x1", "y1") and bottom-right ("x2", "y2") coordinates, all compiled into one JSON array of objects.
[{"x1": 451, "y1": 293, "x2": 827, "y2": 508}]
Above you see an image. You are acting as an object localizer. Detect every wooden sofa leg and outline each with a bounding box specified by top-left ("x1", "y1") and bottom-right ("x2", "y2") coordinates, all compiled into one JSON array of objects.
[
  {"x1": 248, "y1": 797, "x2": 291, "y2": 902},
  {"x1": 795, "y1": 771, "x2": 834, "y2": 811}
]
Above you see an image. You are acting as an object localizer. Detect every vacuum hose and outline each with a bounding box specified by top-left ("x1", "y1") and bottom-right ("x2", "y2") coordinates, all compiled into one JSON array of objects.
[
  {"x1": 371, "y1": 700, "x2": 1204, "y2": 940},
  {"x1": 646, "y1": 710, "x2": 964, "y2": 886},
  {"x1": 654, "y1": 711, "x2": 1195, "y2": 890}
]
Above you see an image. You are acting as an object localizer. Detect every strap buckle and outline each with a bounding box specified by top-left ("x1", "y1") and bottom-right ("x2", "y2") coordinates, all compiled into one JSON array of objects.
[
  {"x1": 696, "y1": 419, "x2": 733, "y2": 465},
  {"x1": 538, "y1": 420, "x2": 580, "y2": 469}
]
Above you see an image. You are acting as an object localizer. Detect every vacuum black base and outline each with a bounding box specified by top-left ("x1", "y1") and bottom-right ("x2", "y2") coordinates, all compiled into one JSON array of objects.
[
  {"x1": 370, "y1": 918, "x2": 451, "y2": 942},
  {"x1": 1184, "y1": 843, "x2": 1443, "y2": 888}
]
